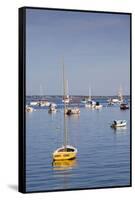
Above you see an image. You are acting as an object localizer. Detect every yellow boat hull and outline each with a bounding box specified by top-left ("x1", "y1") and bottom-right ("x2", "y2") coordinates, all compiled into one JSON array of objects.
[
  {"x1": 53, "y1": 151, "x2": 76, "y2": 161},
  {"x1": 53, "y1": 145, "x2": 77, "y2": 161}
]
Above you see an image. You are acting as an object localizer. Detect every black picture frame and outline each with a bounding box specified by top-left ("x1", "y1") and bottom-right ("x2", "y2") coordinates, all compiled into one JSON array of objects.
[{"x1": 19, "y1": 6, "x2": 132, "y2": 193}]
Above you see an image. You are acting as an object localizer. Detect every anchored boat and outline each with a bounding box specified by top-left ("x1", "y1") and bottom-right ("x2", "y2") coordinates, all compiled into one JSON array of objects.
[
  {"x1": 38, "y1": 85, "x2": 51, "y2": 107},
  {"x1": 111, "y1": 120, "x2": 127, "y2": 128},
  {"x1": 107, "y1": 86, "x2": 124, "y2": 105},
  {"x1": 65, "y1": 107, "x2": 80, "y2": 115},
  {"x1": 26, "y1": 105, "x2": 34, "y2": 112},
  {"x1": 62, "y1": 80, "x2": 70, "y2": 104},
  {"x1": 85, "y1": 87, "x2": 96, "y2": 108},
  {"x1": 81, "y1": 98, "x2": 87, "y2": 104},
  {"x1": 52, "y1": 61, "x2": 77, "y2": 161},
  {"x1": 53, "y1": 145, "x2": 77, "y2": 161},
  {"x1": 48, "y1": 103, "x2": 57, "y2": 113},
  {"x1": 94, "y1": 102, "x2": 103, "y2": 109},
  {"x1": 120, "y1": 103, "x2": 129, "y2": 110}
]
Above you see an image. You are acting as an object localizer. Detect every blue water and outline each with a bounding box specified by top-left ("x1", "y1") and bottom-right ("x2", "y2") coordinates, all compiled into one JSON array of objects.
[{"x1": 26, "y1": 97, "x2": 130, "y2": 192}]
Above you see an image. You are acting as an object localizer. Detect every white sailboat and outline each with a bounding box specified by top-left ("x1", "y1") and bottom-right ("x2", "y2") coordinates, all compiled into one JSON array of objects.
[
  {"x1": 38, "y1": 85, "x2": 51, "y2": 107},
  {"x1": 48, "y1": 103, "x2": 57, "y2": 113},
  {"x1": 107, "y1": 86, "x2": 124, "y2": 105},
  {"x1": 62, "y1": 80, "x2": 70, "y2": 104},
  {"x1": 62, "y1": 71, "x2": 80, "y2": 115},
  {"x1": 94, "y1": 102, "x2": 103, "y2": 109},
  {"x1": 52, "y1": 62, "x2": 77, "y2": 161},
  {"x1": 85, "y1": 87, "x2": 96, "y2": 108},
  {"x1": 118, "y1": 85, "x2": 124, "y2": 104}
]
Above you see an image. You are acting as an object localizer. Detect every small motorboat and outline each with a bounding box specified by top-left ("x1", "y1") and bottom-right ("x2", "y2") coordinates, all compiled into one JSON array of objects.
[
  {"x1": 111, "y1": 120, "x2": 127, "y2": 128},
  {"x1": 120, "y1": 103, "x2": 129, "y2": 110}
]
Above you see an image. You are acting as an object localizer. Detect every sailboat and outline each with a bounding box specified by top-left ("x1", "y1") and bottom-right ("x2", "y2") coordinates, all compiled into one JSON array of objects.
[
  {"x1": 62, "y1": 80, "x2": 70, "y2": 104},
  {"x1": 85, "y1": 87, "x2": 96, "y2": 108},
  {"x1": 118, "y1": 85, "x2": 124, "y2": 104},
  {"x1": 48, "y1": 103, "x2": 57, "y2": 113},
  {"x1": 107, "y1": 86, "x2": 124, "y2": 105},
  {"x1": 62, "y1": 71, "x2": 80, "y2": 115},
  {"x1": 38, "y1": 85, "x2": 50, "y2": 107},
  {"x1": 52, "y1": 62, "x2": 77, "y2": 161}
]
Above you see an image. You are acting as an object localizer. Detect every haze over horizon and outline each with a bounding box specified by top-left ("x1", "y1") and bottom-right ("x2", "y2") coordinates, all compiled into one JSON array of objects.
[{"x1": 26, "y1": 9, "x2": 130, "y2": 96}]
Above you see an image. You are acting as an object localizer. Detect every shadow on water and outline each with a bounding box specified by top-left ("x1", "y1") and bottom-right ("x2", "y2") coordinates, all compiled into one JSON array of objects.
[{"x1": 8, "y1": 184, "x2": 18, "y2": 191}]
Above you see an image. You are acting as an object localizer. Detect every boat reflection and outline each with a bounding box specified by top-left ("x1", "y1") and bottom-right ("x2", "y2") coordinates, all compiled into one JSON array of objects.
[
  {"x1": 52, "y1": 159, "x2": 77, "y2": 170},
  {"x1": 113, "y1": 126, "x2": 127, "y2": 134}
]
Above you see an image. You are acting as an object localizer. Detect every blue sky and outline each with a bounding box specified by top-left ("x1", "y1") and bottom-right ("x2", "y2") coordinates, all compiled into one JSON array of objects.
[{"x1": 26, "y1": 9, "x2": 130, "y2": 96}]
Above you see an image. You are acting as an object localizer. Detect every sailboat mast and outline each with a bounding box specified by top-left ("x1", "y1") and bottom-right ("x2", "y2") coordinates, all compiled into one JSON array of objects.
[
  {"x1": 89, "y1": 87, "x2": 91, "y2": 101},
  {"x1": 63, "y1": 62, "x2": 68, "y2": 148},
  {"x1": 66, "y1": 80, "x2": 69, "y2": 98},
  {"x1": 40, "y1": 84, "x2": 42, "y2": 100},
  {"x1": 118, "y1": 85, "x2": 123, "y2": 102}
]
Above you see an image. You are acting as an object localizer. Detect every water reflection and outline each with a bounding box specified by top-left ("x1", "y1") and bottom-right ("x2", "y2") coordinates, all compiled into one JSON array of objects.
[
  {"x1": 112, "y1": 126, "x2": 127, "y2": 134},
  {"x1": 52, "y1": 159, "x2": 77, "y2": 170}
]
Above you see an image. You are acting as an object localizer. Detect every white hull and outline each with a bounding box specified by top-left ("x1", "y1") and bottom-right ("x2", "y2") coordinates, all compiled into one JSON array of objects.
[
  {"x1": 107, "y1": 98, "x2": 123, "y2": 105},
  {"x1": 30, "y1": 101, "x2": 38, "y2": 106},
  {"x1": 95, "y1": 105, "x2": 103, "y2": 109},
  {"x1": 62, "y1": 99, "x2": 70, "y2": 104},
  {"x1": 51, "y1": 103, "x2": 57, "y2": 107},
  {"x1": 39, "y1": 101, "x2": 50, "y2": 107},
  {"x1": 111, "y1": 120, "x2": 127, "y2": 128},
  {"x1": 112, "y1": 99, "x2": 120, "y2": 103},
  {"x1": 85, "y1": 104, "x2": 95, "y2": 108},
  {"x1": 81, "y1": 100, "x2": 87, "y2": 104},
  {"x1": 114, "y1": 123, "x2": 126, "y2": 127},
  {"x1": 48, "y1": 104, "x2": 57, "y2": 113}
]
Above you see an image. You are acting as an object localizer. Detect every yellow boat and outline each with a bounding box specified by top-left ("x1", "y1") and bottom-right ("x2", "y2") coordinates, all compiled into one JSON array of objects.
[
  {"x1": 53, "y1": 145, "x2": 77, "y2": 161},
  {"x1": 52, "y1": 60, "x2": 77, "y2": 161}
]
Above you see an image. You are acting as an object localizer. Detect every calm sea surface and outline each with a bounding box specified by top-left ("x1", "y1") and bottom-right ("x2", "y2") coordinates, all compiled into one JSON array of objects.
[{"x1": 26, "y1": 98, "x2": 130, "y2": 192}]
